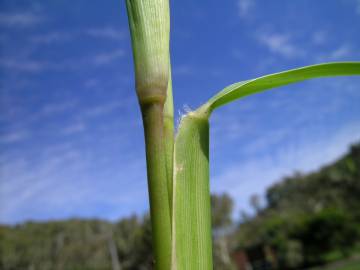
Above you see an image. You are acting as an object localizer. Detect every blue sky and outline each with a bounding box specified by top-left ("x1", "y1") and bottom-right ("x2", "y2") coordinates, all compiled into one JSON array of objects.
[{"x1": 1, "y1": 0, "x2": 360, "y2": 224}]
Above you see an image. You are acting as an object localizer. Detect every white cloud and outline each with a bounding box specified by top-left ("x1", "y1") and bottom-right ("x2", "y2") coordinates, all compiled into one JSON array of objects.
[
  {"x1": 0, "y1": 143, "x2": 148, "y2": 223},
  {"x1": 312, "y1": 31, "x2": 327, "y2": 45},
  {"x1": 315, "y1": 44, "x2": 354, "y2": 62},
  {"x1": 31, "y1": 27, "x2": 125, "y2": 44},
  {"x1": 0, "y1": 12, "x2": 43, "y2": 27},
  {"x1": 211, "y1": 122, "x2": 360, "y2": 216},
  {"x1": 31, "y1": 32, "x2": 72, "y2": 44},
  {"x1": 81, "y1": 101, "x2": 125, "y2": 118},
  {"x1": 93, "y1": 49, "x2": 125, "y2": 65},
  {"x1": 328, "y1": 44, "x2": 352, "y2": 60},
  {"x1": 0, "y1": 52, "x2": 126, "y2": 73},
  {"x1": 86, "y1": 27, "x2": 125, "y2": 40},
  {"x1": 0, "y1": 130, "x2": 29, "y2": 144},
  {"x1": 209, "y1": 78, "x2": 360, "y2": 215},
  {"x1": 0, "y1": 58, "x2": 46, "y2": 72},
  {"x1": 0, "y1": 101, "x2": 78, "y2": 134},
  {"x1": 242, "y1": 128, "x2": 291, "y2": 155},
  {"x1": 237, "y1": 0, "x2": 255, "y2": 18},
  {"x1": 40, "y1": 101, "x2": 77, "y2": 116},
  {"x1": 256, "y1": 32, "x2": 304, "y2": 59},
  {"x1": 173, "y1": 65, "x2": 194, "y2": 76},
  {"x1": 0, "y1": 148, "x2": 87, "y2": 222},
  {"x1": 61, "y1": 122, "x2": 86, "y2": 135}
]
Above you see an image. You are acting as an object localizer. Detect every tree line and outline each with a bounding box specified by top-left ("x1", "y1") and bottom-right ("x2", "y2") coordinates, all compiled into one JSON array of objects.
[{"x1": 1, "y1": 142, "x2": 359, "y2": 269}]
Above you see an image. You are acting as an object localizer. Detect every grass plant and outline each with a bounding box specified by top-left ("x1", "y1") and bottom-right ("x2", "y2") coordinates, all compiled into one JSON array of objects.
[{"x1": 125, "y1": 0, "x2": 360, "y2": 269}]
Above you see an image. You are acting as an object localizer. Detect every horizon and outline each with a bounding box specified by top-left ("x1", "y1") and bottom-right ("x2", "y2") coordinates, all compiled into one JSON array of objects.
[
  {"x1": 1, "y1": 0, "x2": 360, "y2": 224},
  {"x1": 1, "y1": 141, "x2": 358, "y2": 226}
]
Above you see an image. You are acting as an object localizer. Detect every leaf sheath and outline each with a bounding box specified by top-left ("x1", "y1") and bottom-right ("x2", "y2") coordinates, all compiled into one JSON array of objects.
[{"x1": 172, "y1": 114, "x2": 213, "y2": 270}]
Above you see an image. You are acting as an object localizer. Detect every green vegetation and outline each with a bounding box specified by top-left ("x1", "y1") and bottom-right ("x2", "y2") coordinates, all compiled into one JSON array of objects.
[
  {"x1": 234, "y1": 142, "x2": 360, "y2": 269},
  {"x1": 2, "y1": 1, "x2": 359, "y2": 269},
  {"x1": 311, "y1": 257, "x2": 360, "y2": 270},
  {"x1": 0, "y1": 217, "x2": 153, "y2": 270},
  {"x1": 1, "y1": 142, "x2": 360, "y2": 269},
  {"x1": 124, "y1": 0, "x2": 360, "y2": 268}
]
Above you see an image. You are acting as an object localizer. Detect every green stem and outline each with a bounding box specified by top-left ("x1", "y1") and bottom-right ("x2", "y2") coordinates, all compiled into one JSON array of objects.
[
  {"x1": 141, "y1": 101, "x2": 172, "y2": 270},
  {"x1": 126, "y1": 0, "x2": 173, "y2": 267},
  {"x1": 163, "y1": 64, "x2": 174, "y2": 213},
  {"x1": 164, "y1": 115, "x2": 174, "y2": 209}
]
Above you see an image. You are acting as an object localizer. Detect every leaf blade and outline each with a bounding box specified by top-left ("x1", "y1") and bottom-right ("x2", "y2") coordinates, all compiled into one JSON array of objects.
[{"x1": 202, "y1": 62, "x2": 360, "y2": 113}]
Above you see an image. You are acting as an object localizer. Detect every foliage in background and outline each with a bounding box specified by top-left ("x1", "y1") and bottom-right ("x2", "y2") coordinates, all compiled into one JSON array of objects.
[
  {"x1": 1, "y1": 142, "x2": 360, "y2": 270},
  {"x1": 236, "y1": 142, "x2": 360, "y2": 269}
]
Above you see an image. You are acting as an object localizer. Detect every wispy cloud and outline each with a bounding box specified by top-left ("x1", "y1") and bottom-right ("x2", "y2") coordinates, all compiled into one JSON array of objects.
[
  {"x1": 256, "y1": 32, "x2": 304, "y2": 59},
  {"x1": 210, "y1": 78, "x2": 360, "y2": 214},
  {"x1": 212, "y1": 122, "x2": 360, "y2": 215},
  {"x1": 0, "y1": 142, "x2": 147, "y2": 223},
  {"x1": 173, "y1": 65, "x2": 195, "y2": 76},
  {"x1": 315, "y1": 44, "x2": 354, "y2": 62},
  {"x1": 237, "y1": 0, "x2": 255, "y2": 18},
  {"x1": 0, "y1": 48, "x2": 126, "y2": 74},
  {"x1": 0, "y1": 12, "x2": 43, "y2": 27},
  {"x1": 242, "y1": 128, "x2": 291, "y2": 155},
  {"x1": 312, "y1": 31, "x2": 327, "y2": 45},
  {"x1": 31, "y1": 32, "x2": 72, "y2": 44},
  {"x1": 92, "y1": 49, "x2": 125, "y2": 65},
  {"x1": 0, "y1": 129, "x2": 29, "y2": 144},
  {"x1": 61, "y1": 122, "x2": 86, "y2": 135},
  {"x1": 327, "y1": 44, "x2": 353, "y2": 60},
  {"x1": 86, "y1": 27, "x2": 125, "y2": 40},
  {"x1": 0, "y1": 147, "x2": 87, "y2": 222},
  {"x1": 40, "y1": 101, "x2": 77, "y2": 116},
  {"x1": 31, "y1": 27, "x2": 125, "y2": 44},
  {"x1": 81, "y1": 101, "x2": 125, "y2": 118},
  {"x1": 0, "y1": 58, "x2": 46, "y2": 72},
  {"x1": 2, "y1": 100, "x2": 78, "y2": 131}
]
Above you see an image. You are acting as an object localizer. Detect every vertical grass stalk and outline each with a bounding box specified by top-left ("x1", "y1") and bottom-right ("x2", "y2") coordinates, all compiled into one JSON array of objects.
[
  {"x1": 125, "y1": 0, "x2": 172, "y2": 269},
  {"x1": 141, "y1": 101, "x2": 172, "y2": 270},
  {"x1": 125, "y1": 0, "x2": 360, "y2": 268}
]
